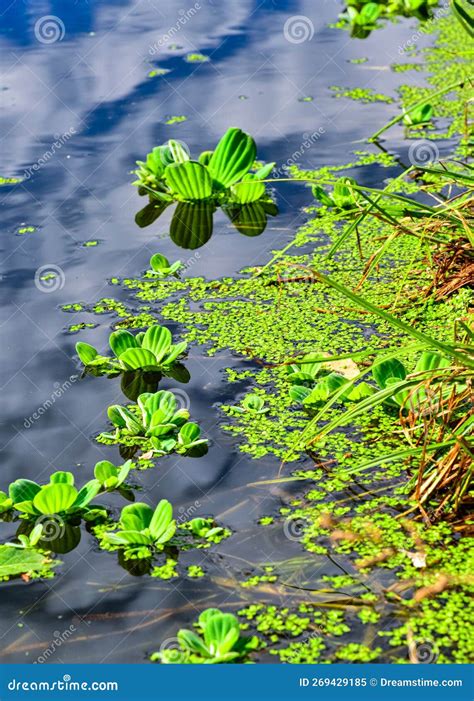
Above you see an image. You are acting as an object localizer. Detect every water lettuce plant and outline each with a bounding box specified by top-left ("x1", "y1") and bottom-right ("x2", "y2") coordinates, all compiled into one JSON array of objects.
[
  {"x1": 230, "y1": 394, "x2": 269, "y2": 415},
  {"x1": 339, "y1": 0, "x2": 439, "y2": 37},
  {"x1": 147, "y1": 253, "x2": 183, "y2": 278},
  {"x1": 9, "y1": 471, "x2": 104, "y2": 522},
  {"x1": 102, "y1": 500, "x2": 176, "y2": 549},
  {"x1": 0, "y1": 491, "x2": 13, "y2": 515},
  {"x1": 312, "y1": 178, "x2": 361, "y2": 211},
  {"x1": 150, "y1": 608, "x2": 259, "y2": 663},
  {"x1": 93, "y1": 460, "x2": 133, "y2": 491},
  {"x1": 134, "y1": 128, "x2": 275, "y2": 205},
  {"x1": 103, "y1": 390, "x2": 207, "y2": 456},
  {"x1": 76, "y1": 324, "x2": 187, "y2": 374}
]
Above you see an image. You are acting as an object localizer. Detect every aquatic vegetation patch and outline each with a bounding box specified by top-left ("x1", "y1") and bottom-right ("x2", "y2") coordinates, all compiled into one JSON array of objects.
[
  {"x1": 330, "y1": 85, "x2": 394, "y2": 103},
  {"x1": 76, "y1": 324, "x2": 187, "y2": 374},
  {"x1": 98, "y1": 389, "x2": 207, "y2": 458},
  {"x1": 150, "y1": 608, "x2": 259, "y2": 664}
]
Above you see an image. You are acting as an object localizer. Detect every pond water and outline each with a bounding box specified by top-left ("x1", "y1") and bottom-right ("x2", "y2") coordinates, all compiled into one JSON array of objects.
[{"x1": 0, "y1": 0, "x2": 439, "y2": 663}]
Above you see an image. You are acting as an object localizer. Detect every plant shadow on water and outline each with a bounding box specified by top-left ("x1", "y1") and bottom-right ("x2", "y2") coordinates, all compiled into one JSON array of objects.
[{"x1": 135, "y1": 197, "x2": 279, "y2": 249}]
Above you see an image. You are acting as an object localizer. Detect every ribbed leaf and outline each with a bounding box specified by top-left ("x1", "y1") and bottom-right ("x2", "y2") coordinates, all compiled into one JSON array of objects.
[
  {"x1": 168, "y1": 140, "x2": 190, "y2": 164},
  {"x1": 73, "y1": 480, "x2": 101, "y2": 508},
  {"x1": 230, "y1": 176, "x2": 265, "y2": 204},
  {"x1": 170, "y1": 202, "x2": 214, "y2": 249},
  {"x1": 372, "y1": 358, "x2": 407, "y2": 389},
  {"x1": 104, "y1": 530, "x2": 152, "y2": 546},
  {"x1": 33, "y1": 484, "x2": 78, "y2": 515},
  {"x1": 178, "y1": 422, "x2": 201, "y2": 444},
  {"x1": 0, "y1": 546, "x2": 47, "y2": 578},
  {"x1": 413, "y1": 351, "x2": 450, "y2": 375},
  {"x1": 204, "y1": 613, "x2": 240, "y2": 656},
  {"x1": 107, "y1": 405, "x2": 127, "y2": 428},
  {"x1": 94, "y1": 460, "x2": 118, "y2": 483},
  {"x1": 150, "y1": 253, "x2": 170, "y2": 271},
  {"x1": 162, "y1": 341, "x2": 187, "y2": 366},
  {"x1": 119, "y1": 348, "x2": 158, "y2": 370},
  {"x1": 141, "y1": 326, "x2": 172, "y2": 362},
  {"x1": 148, "y1": 499, "x2": 175, "y2": 542},
  {"x1": 50, "y1": 471, "x2": 75, "y2": 485},
  {"x1": 207, "y1": 128, "x2": 256, "y2": 188},
  {"x1": 76, "y1": 342, "x2": 98, "y2": 365},
  {"x1": 110, "y1": 330, "x2": 139, "y2": 358},
  {"x1": 165, "y1": 161, "x2": 213, "y2": 201},
  {"x1": 178, "y1": 630, "x2": 210, "y2": 656},
  {"x1": 9, "y1": 479, "x2": 41, "y2": 505},
  {"x1": 119, "y1": 502, "x2": 154, "y2": 531}
]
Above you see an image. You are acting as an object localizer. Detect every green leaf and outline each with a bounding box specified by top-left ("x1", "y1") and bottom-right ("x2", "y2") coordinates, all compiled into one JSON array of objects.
[
  {"x1": 289, "y1": 385, "x2": 312, "y2": 402},
  {"x1": 204, "y1": 613, "x2": 240, "y2": 656},
  {"x1": 198, "y1": 150, "x2": 213, "y2": 166},
  {"x1": 165, "y1": 161, "x2": 213, "y2": 200},
  {"x1": 452, "y1": 0, "x2": 474, "y2": 37},
  {"x1": 168, "y1": 139, "x2": 190, "y2": 163},
  {"x1": 9, "y1": 479, "x2": 41, "y2": 505},
  {"x1": 148, "y1": 499, "x2": 176, "y2": 543},
  {"x1": 119, "y1": 502, "x2": 154, "y2": 531},
  {"x1": 33, "y1": 484, "x2": 78, "y2": 515},
  {"x1": 358, "y1": 2, "x2": 380, "y2": 24},
  {"x1": 306, "y1": 374, "x2": 349, "y2": 403},
  {"x1": 254, "y1": 162, "x2": 275, "y2": 180},
  {"x1": 50, "y1": 471, "x2": 75, "y2": 485},
  {"x1": 162, "y1": 341, "x2": 187, "y2": 366},
  {"x1": 312, "y1": 184, "x2": 335, "y2": 207},
  {"x1": 119, "y1": 348, "x2": 158, "y2": 370},
  {"x1": 230, "y1": 175, "x2": 265, "y2": 204},
  {"x1": 104, "y1": 530, "x2": 152, "y2": 546},
  {"x1": 372, "y1": 358, "x2": 407, "y2": 389},
  {"x1": 73, "y1": 480, "x2": 101, "y2": 508},
  {"x1": 76, "y1": 342, "x2": 98, "y2": 365},
  {"x1": 178, "y1": 422, "x2": 201, "y2": 444},
  {"x1": 178, "y1": 630, "x2": 210, "y2": 656},
  {"x1": 0, "y1": 546, "x2": 48, "y2": 578},
  {"x1": 107, "y1": 405, "x2": 127, "y2": 428},
  {"x1": 13, "y1": 501, "x2": 38, "y2": 516},
  {"x1": 198, "y1": 608, "x2": 223, "y2": 628},
  {"x1": 413, "y1": 351, "x2": 450, "y2": 375},
  {"x1": 150, "y1": 253, "x2": 171, "y2": 271},
  {"x1": 94, "y1": 461, "x2": 118, "y2": 484},
  {"x1": 207, "y1": 128, "x2": 257, "y2": 188},
  {"x1": 141, "y1": 325, "x2": 172, "y2": 362},
  {"x1": 109, "y1": 330, "x2": 139, "y2": 358}
]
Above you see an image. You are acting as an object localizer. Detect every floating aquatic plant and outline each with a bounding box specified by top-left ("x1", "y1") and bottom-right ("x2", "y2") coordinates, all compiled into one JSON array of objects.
[
  {"x1": 101, "y1": 390, "x2": 207, "y2": 456},
  {"x1": 93, "y1": 459, "x2": 133, "y2": 492},
  {"x1": 150, "y1": 608, "x2": 259, "y2": 664},
  {"x1": 229, "y1": 394, "x2": 269, "y2": 415},
  {"x1": 339, "y1": 0, "x2": 440, "y2": 38},
  {"x1": 76, "y1": 324, "x2": 187, "y2": 374},
  {"x1": 8, "y1": 471, "x2": 105, "y2": 523},
  {"x1": 102, "y1": 500, "x2": 176, "y2": 550},
  {"x1": 147, "y1": 253, "x2": 183, "y2": 278},
  {"x1": 133, "y1": 128, "x2": 275, "y2": 205}
]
